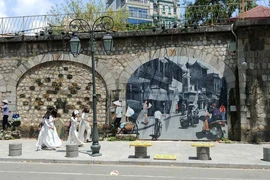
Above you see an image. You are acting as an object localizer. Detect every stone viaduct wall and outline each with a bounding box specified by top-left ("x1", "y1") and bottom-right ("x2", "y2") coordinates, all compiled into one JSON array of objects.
[
  {"x1": 0, "y1": 19, "x2": 269, "y2": 141},
  {"x1": 235, "y1": 19, "x2": 270, "y2": 142}
]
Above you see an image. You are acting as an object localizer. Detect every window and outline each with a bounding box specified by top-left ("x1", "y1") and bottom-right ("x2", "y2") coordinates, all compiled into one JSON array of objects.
[
  {"x1": 168, "y1": 6, "x2": 171, "y2": 15},
  {"x1": 153, "y1": 4, "x2": 158, "y2": 12},
  {"x1": 174, "y1": 7, "x2": 177, "y2": 15},
  {"x1": 139, "y1": 9, "x2": 147, "y2": 18},
  {"x1": 162, "y1": 5, "x2": 166, "y2": 14},
  {"x1": 129, "y1": 7, "x2": 148, "y2": 18},
  {"x1": 129, "y1": 7, "x2": 137, "y2": 17}
]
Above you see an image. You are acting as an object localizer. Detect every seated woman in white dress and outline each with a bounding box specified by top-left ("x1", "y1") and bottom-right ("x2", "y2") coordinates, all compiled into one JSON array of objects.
[
  {"x1": 36, "y1": 108, "x2": 62, "y2": 151},
  {"x1": 67, "y1": 110, "x2": 84, "y2": 147},
  {"x1": 78, "y1": 106, "x2": 92, "y2": 143}
]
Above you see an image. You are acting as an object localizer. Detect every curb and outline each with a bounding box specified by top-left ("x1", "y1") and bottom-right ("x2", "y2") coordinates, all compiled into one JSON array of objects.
[{"x1": 0, "y1": 158, "x2": 270, "y2": 170}]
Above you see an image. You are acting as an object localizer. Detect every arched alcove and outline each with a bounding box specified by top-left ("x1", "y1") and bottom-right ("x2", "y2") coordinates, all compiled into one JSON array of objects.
[
  {"x1": 10, "y1": 54, "x2": 109, "y2": 124},
  {"x1": 120, "y1": 47, "x2": 234, "y2": 140}
]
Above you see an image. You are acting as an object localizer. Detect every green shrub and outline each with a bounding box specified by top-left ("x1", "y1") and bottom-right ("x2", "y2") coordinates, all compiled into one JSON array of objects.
[{"x1": 107, "y1": 136, "x2": 117, "y2": 141}]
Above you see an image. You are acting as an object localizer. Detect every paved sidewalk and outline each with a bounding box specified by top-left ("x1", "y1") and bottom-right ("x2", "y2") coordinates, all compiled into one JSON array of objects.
[{"x1": 0, "y1": 139, "x2": 270, "y2": 169}]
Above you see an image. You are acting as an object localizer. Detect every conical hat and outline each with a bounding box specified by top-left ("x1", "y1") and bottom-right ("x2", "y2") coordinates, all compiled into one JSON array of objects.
[
  {"x1": 113, "y1": 100, "x2": 121, "y2": 106},
  {"x1": 74, "y1": 110, "x2": 79, "y2": 115},
  {"x1": 2, "y1": 99, "x2": 8, "y2": 104}
]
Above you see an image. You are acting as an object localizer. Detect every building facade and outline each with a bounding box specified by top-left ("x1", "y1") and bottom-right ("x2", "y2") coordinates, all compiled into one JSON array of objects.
[
  {"x1": 106, "y1": 0, "x2": 181, "y2": 26},
  {"x1": 150, "y1": 0, "x2": 181, "y2": 27}
]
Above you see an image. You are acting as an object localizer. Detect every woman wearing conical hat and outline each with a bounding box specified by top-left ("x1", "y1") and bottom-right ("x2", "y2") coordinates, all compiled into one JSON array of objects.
[{"x1": 112, "y1": 100, "x2": 122, "y2": 130}]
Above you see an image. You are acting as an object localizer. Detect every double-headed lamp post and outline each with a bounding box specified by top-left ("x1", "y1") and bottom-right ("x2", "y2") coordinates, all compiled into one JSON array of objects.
[{"x1": 69, "y1": 16, "x2": 114, "y2": 156}]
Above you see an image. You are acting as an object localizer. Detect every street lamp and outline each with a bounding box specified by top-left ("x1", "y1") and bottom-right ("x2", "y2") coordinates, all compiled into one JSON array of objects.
[
  {"x1": 103, "y1": 33, "x2": 113, "y2": 54},
  {"x1": 69, "y1": 16, "x2": 114, "y2": 156},
  {"x1": 69, "y1": 33, "x2": 81, "y2": 57}
]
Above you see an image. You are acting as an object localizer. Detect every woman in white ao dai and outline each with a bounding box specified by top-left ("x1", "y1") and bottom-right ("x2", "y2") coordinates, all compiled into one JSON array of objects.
[
  {"x1": 78, "y1": 106, "x2": 92, "y2": 142},
  {"x1": 67, "y1": 110, "x2": 84, "y2": 146},
  {"x1": 36, "y1": 108, "x2": 61, "y2": 151}
]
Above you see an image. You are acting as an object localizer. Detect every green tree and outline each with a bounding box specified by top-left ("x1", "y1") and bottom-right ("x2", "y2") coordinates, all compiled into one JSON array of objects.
[
  {"x1": 185, "y1": 0, "x2": 257, "y2": 26},
  {"x1": 47, "y1": 0, "x2": 129, "y2": 31},
  {"x1": 105, "y1": 7, "x2": 130, "y2": 31}
]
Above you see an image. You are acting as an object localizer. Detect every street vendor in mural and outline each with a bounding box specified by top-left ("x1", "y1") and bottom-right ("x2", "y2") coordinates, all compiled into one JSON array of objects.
[{"x1": 126, "y1": 56, "x2": 228, "y2": 141}]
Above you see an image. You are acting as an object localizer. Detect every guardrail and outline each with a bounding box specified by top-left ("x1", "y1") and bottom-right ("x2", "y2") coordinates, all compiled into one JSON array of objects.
[{"x1": 0, "y1": 3, "x2": 266, "y2": 37}]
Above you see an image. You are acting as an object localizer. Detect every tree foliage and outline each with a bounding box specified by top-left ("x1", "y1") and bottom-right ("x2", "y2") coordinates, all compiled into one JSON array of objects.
[
  {"x1": 105, "y1": 8, "x2": 130, "y2": 31},
  {"x1": 47, "y1": 0, "x2": 129, "y2": 31},
  {"x1": 185, "y1": 0, "x2": 257, "y2": 26}
]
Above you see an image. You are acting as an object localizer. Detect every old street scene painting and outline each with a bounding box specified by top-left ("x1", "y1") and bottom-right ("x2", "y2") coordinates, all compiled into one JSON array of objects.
[{"x1": 126, "y1": 56, "x2": 228, "y2": 140}]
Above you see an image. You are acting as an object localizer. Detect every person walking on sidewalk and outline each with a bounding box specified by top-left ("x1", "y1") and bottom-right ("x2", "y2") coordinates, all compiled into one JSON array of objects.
[
  {"x1": 1, "y1": 99, "x2": 11, "y2": 131},
  {"x1": 67, "y1": 110, "x2": 84, "y2": 147},
  {"x1": 78, "y1": 106, "x2": 92, "y2": 143},
  {"x1": 112, "y1": 100, "x2": 122, "y2": 130},
  {"x1": 36, "y1": 107, "x2": 62, "y2": 151}
]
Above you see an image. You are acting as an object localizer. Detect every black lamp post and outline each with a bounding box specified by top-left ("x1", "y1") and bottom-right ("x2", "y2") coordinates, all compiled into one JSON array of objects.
[{"x1": 69, "y1": 16, "x2": 114, "y2": 156}]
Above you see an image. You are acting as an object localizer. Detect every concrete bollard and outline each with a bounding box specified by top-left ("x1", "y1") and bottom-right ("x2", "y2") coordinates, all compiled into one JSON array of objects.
[
  {"x1": 263, "y1": 147, "x2": 270, "y2": 161},
  {"x1": 134, "y1": 147, "x2": 147, "y2": 158},
  {"x1": 196, "y1": 147, "x2": 210, "y2": 160},
  {"x1": 66, "y1": 144, "x2": 78, "y2": 158},
  {"x1": 9, "y1": 143, "x2": 22, "y2": 156}
]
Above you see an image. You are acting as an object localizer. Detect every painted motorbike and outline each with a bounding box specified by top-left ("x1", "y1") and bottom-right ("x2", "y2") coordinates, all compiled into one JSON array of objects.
[{"x1": 209, "y1": 119, "x2": 226, "y2": 139}]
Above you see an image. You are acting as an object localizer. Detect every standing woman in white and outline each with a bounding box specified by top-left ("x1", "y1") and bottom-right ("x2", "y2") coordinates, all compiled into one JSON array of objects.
[
  {"x1": 78, "y1": 106, "x2": 92, "y2": 142},
  {"x1": 36, "y1": 108, "x2": 62, "y2": 151},
  {"x1": 67, "y1": 110, "x2": 84, "y2": 146}
]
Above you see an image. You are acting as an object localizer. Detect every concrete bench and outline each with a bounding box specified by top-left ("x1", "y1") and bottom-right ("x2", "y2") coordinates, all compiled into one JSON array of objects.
[
  {"x1": 191, "y1": 142, "x2": 215, "y2": 160},
  {"x1": 9, "y1": 143, "x2": 22, "y2": 156},
  {"x1": 129, "y1": 142, "x2": 152, "y2": 158}
]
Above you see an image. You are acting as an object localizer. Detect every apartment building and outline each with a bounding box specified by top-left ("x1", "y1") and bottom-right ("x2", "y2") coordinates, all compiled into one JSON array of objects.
[{"x1": 106, "y1": 0, "x2": 181, "y2": 26}]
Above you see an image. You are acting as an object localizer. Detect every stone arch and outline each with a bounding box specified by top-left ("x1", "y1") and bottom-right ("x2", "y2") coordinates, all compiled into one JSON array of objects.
[
  {"x1": 7, "y1": 53, "x2": 116, "y2": 91},
  {"x1": 15, "y1": 60, "x2": 108, "y2": 124},
  {"x1": 5, "y1": 53, "x2": 115, "y2": 120},
  {"x1": 119, "y1": 47, "x2": 235, "y2": 89}
]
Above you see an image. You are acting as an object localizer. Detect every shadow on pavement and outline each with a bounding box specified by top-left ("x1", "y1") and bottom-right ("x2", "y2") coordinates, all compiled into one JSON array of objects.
[
  {"x1": 128, "y1": 155, "x2": 150, "y2": 159},
  {"x1": 188, "y1": 157, "x2": 198, "y2": 160},
  {"x1": 195, "y1": 131, "x2": 216, "y2": 140}
]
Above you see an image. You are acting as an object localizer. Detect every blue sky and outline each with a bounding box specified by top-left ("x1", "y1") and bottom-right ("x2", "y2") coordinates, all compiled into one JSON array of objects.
[
  {"x1": 0, "y1": 0, "x2": 269, "y2": 17},
  {"x1": 0, "y1": 0, "x2": 90, "y2": 17}
]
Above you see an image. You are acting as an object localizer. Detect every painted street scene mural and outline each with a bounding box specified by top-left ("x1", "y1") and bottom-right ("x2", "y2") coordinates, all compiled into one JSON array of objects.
[{"x1": 126, "y1": 56, "x2": 228, "y2": 140}]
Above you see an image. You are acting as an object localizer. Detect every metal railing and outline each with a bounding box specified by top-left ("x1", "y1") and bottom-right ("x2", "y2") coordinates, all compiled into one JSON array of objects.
[
  {"x1": 0, "y1": 14, "x2": 75, "y2": 36},
  {"x1": 0, "y1": 3, "x2": 268, "y2": 37},
  {"x1": 0, "y1": 12, "x2": 115, "y2": 36}
]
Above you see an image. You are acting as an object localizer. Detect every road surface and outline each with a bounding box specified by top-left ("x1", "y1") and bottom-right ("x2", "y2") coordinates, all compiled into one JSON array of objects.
[{"x1": 0, "y1": 162, "x2": 269, "y2": 180}]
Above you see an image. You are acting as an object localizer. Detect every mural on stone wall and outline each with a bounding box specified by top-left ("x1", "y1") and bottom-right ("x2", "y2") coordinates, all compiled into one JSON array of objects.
[
  {"x1": 17, "y1": 61, "x2": 107, "y2": 125},
  {"x1": 126, "y1": 56, "x2": 228, "y2": 140}
]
